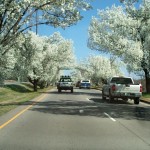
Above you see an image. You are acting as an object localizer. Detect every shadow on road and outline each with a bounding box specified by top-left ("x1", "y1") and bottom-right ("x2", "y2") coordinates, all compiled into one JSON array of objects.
[
  {"x1": 1, "y1": 88, "x2": 150, "y2": 121},
  {"x1": 4, "y1": 84, "x2": 31, "y2": 93},
  {"x1": 41, "y1": 90, "x2": 101, "y2": 97},
  {"x1": 28, "y1": 98, "x2": 150, "y2": 121},
  {"x1": 90, "y1": 97, "x2": 132, "y2": 104}
]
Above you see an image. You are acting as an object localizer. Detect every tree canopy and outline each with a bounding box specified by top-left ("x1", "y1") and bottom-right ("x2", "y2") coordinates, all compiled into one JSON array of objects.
[
  {"x1": 12, "y1": 31, "x2": 75, "y2": 91},
  {"x1": 88, "y1": 0, "x2": 150, "y2": 92},
  {"x1": 75, "y1": 55, "x2": 123, "y2": 85},
  {"x1": 0, "y1": 0, "x2": 92, "y2": 85}
]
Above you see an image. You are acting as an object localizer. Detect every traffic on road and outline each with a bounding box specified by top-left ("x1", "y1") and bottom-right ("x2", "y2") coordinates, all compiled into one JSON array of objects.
[{"x1": 0, "y1": 88, "x2": 150, "y2": 150}]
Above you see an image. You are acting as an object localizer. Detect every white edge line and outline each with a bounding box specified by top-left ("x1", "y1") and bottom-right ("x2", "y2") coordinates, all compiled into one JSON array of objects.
[
  {"x1": 140, "y1": 102, "x2": 149, "y2": 106},
  {"x1": 104, "y1": 112, "x2": 116, "y2": 122}
]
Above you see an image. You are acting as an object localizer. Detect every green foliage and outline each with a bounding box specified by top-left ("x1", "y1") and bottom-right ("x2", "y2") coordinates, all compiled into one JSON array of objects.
[{"x1": 142, "y1": 93, "x2": 150, "y2": 98}]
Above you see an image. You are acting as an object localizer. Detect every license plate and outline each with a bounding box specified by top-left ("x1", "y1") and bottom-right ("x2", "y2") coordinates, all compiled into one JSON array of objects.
[
  {"x1": 125, "y1": 93, "x2": 135, "y2": 96},
  {"x1": 130, "y1": 93, "x2": 135, "y2": 96}
]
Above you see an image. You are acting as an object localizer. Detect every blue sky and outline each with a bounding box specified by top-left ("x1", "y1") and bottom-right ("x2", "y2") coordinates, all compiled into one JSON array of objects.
[
  {"x1": 36, "y1": 0, "x2": 140, "y2": 77},
  {"x1": 37, "y1": 0, "x2": 122, "y2": 60}
]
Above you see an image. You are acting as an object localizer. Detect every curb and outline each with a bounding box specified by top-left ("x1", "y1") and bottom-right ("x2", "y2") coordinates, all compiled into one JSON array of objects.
[{"x1": 140, "y1": 99, "x2": 150, "y2": 104}]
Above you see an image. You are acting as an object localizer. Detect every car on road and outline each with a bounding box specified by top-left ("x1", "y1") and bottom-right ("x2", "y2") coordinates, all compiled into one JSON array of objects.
[
  {"x1": 79, "y1": 80, "x2": 91, "y2": 89},
  {"x1": 57, "y1": 76, "x2": 74, "y2": 93}
]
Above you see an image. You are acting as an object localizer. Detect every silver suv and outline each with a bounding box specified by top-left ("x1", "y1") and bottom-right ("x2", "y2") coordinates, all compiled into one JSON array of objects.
[{"x1": 57, "y1": 76, "x2": 73, "y2": 93}]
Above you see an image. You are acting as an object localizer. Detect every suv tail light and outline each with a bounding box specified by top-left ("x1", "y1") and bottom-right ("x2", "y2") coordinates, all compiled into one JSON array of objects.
[
  {"x1": 140, "y1": 85, "x2": 142, "y2": 92},
  {"x1": 112, "y1": 85, "x2": 116, "y2": 91}
]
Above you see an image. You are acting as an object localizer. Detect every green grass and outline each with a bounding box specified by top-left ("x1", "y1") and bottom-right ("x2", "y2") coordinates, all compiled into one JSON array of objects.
[
  {"x1": 140, "y1": 93, "x2": 150, "y2": 103},
  {"x1": 0, "y1": 83, "x2": 53, "y2": 116},
  {"x1": 142, "y1": 93, "x2": 150, "y2": 98}
]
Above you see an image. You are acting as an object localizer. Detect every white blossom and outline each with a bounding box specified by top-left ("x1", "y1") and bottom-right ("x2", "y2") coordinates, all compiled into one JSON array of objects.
[
  {"x1": 76, "y1": 55, "x2": 123, "y2": 85},
  {"x1": 0, "y1": 0, "x2": 92, "y2": 84},
  {"x1": 12, "y1": 31, "x2": 75, "y2": 85}
]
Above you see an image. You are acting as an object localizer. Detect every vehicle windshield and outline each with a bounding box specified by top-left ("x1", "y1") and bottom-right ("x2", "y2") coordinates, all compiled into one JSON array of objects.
[{"x1": 111, "y1": 77, "x2": 133, "y2": 84}]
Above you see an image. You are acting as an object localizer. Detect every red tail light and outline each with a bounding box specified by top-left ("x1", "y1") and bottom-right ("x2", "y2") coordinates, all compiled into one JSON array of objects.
[
  {"x1": 140, "y1": 85, "x2": 142, "y2": 92},
  {"x1": 112, "y1": 85, "x2": 116, "y2": 91}
]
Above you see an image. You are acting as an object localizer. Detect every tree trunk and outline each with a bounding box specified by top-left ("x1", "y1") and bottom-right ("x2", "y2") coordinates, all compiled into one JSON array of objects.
[
  {"x1": 28, "y1": 77, "x2": 38, "y2": 92},
  {"x1": 33, "y1": 79, "x2": 38, "y2": 92},
  {"x1": 38, "y1": 81, "x2": 45, "y2": 89},
  {"x1": 17, "y1": 76, "x2": 20, "y2": 83},
  {"x1": 144, "y1": 69, "x2": 150, "y2": 93},
  {"x1": 0, "y1": 71, "x2": 5, "y2": 86}
]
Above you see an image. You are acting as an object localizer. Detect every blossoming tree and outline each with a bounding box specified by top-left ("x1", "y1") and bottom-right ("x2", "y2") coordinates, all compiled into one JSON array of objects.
[
  {"x1": 0, "y1": 0, "x2": 92, "y2": 84},
  {"x1": 76, "y1": 55, "x2": 122, "y2": 85},
  {"x1": 88, "y1": 0, "x2": 150, "y2": 93},
  {"x1": 13, "y1": 31, "x2": 75, "y2": 91}
]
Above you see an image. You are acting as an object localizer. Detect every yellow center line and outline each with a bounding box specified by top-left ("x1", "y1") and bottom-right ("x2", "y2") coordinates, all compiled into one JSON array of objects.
[{"x1": 0, "y1": 94, "x2": 46, "y2": 129}]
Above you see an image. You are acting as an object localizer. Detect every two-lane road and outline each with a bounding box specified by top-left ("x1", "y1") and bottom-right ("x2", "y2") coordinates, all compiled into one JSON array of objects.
[{"x1": 0, "y1": 88, "x2": 150, "y2": 150}]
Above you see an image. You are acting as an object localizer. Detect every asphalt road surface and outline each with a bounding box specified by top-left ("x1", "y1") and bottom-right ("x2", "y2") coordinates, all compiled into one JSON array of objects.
[{"x1": 0, "y1": 88, "x2": 150, "y2": 150}]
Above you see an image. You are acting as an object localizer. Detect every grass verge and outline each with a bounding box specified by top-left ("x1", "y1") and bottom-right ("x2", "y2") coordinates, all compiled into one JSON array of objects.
[
  {"x1": 0, "y1": 83, "x2": 53, "y2": 116},
  {"x1": 141, "y1": 93, "x2": 150, "y2": 103},
  {"x1": 142, "y1": 93, "x2": 150, "y2": 98}
]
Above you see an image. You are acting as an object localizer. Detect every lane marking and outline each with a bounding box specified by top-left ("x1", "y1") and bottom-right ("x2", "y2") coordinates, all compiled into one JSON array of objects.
[
  {"x1": 86, "y1": 98, "x2": 90, "y2": 101},
  {"x1": 140, "y1": 102, "x2": 150, "y2": 106},
  {"x1": 0, "y1": 94, "x2": 46, "y2": 129},
  {"x1": 104, "y1": 112, "x2": 116, "y2": 122},
  {"x1": 86, "y1": 98, "x2": 94, "y2": 103}
]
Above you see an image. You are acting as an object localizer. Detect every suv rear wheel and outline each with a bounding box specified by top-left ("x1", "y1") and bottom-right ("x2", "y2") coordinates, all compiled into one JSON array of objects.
[
  {"x1": 58, "y1": 88, "x2": 61, "y2": 93},
  {"x1": 102, "y1": 90, "x2": 106, "y2": 100},
  {"x1": 109, "y1": 90, "x2": 114, "y2": 103},
  {"x1": 71, "y1": 88, "x2": 73, "y2": 93},
  {"x1": 134, "y1": 97, "x2": 140, "y2": 104}
]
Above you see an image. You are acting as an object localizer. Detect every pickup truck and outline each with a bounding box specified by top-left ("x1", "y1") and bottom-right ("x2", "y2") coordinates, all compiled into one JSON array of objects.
[
  {"x1": 57, "y1": 76, "x2": 73, "y2": 93},
  {"x1": 102, "y1": 76, "x2": 142, "y2": 104}
]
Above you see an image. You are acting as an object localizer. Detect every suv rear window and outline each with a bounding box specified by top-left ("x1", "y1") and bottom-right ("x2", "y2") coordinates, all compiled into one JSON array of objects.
[{"x1": 60, "y1": 78, "x2": 72, "y2": 82}]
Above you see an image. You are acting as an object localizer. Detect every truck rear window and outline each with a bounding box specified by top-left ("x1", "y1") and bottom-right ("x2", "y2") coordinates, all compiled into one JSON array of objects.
[{"x1": 111, "y1": 77, "x2": 133, "y2": 84}]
